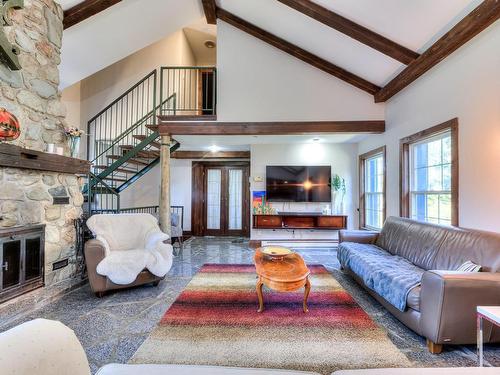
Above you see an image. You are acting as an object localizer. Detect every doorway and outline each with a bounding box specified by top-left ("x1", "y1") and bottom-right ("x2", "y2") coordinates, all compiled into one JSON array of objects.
[
  {"x1": 198, "y1": 70, "x2": 216, "y2": 116},
  {"x1": 192, "y1": 162, "x2": 250, "y2": 237}
]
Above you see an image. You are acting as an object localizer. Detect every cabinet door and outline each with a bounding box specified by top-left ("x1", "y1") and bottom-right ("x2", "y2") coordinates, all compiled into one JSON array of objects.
[{"x1": 1, "y1": 240, "x2": 22, "y2": 290}]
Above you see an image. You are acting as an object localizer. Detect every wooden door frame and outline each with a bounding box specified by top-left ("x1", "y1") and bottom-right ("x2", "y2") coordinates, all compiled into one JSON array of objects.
[{"x1": 191, "y1": 161, "x2": 250, "y2": 237}]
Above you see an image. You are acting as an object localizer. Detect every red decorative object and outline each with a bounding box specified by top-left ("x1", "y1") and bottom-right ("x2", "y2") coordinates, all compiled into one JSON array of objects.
[{"x1": 0, "y1": 108, "x2": 20, "y2": 141}]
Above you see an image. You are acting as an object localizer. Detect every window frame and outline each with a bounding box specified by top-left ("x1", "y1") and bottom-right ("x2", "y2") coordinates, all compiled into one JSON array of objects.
[
  {"x1": 400, "y1": 118, "x2": 459, "y2": 226},
  {"x1": 359, "y1": 146, "x2": 386, "y2": 230}
]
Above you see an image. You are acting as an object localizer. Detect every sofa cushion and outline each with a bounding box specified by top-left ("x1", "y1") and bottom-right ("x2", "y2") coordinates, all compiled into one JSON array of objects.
[
  {"x1": 406, "y1": 286, "x2": 421, "y2": 312},
  {"x1": 338, "y1": 242, "x2": 424, "y2": 311},
  {"x1": 376, "y1": 217, "x2": 500, "y2": 272},
  {"x1": 375, "y1": 217, "x2": 445, "y2": 270},
  {"x1": 97, "y1": 364, "x2": 320, "y2": 375},
  {"x1": 433, "y1": 228, "x2": 500, "y2": 272}
]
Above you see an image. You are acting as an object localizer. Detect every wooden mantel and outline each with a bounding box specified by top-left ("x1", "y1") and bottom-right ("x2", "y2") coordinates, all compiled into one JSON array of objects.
[{"x1": 0, "y1": 143, "x2": 91, "y2": 175}]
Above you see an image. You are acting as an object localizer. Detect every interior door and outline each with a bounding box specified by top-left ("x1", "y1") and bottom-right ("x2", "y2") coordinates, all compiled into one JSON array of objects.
[{"x1": 203, "y1": 164, "x2": 249, "y2": 236}]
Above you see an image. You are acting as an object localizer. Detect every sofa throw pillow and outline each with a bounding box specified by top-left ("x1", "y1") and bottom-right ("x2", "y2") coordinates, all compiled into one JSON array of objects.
[{"x1": 456, "y1": 260, "x2": 482, "y2": 272}]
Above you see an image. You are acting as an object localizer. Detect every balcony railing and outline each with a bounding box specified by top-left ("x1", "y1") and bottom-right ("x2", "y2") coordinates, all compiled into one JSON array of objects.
[{"x1": 160, "y1": 66, "x2": 216, "y2": 116}]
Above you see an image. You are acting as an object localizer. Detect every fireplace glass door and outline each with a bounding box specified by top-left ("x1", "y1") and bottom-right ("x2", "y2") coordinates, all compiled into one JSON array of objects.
[
  {"x1": 1, "y1": 240, "x2": 21, "y2": 289},
  {"x1": 0, "y1": 225, "x2": 45, "y2": 303}
]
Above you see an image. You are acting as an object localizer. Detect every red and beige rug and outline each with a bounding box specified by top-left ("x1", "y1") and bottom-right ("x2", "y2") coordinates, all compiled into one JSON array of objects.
[{"x1": 131, "y1": 264, "x2": 410, "y2": 374}]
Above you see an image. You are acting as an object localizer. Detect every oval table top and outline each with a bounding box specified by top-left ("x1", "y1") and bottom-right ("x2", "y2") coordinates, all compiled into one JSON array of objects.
[{"x1": 254, "y1": 248, "x2": 310, "y2": 282}]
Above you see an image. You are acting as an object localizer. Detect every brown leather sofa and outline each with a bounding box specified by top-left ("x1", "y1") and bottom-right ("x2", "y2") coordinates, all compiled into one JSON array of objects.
[
  {"x1": 85, "y1": 239, "x2": 164, "y2": 297},
  {"x1": 339, "y1": 216, "x2": 500, "y2": 353}
]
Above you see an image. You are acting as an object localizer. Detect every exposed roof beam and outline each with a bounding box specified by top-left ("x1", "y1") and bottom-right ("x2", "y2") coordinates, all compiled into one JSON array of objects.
[
  {"x1": 375, "y1": 0, "x2": 500, "y2": 102},
  {"x1": 277, "y1": 0, "x2": 419, "y2": 65},
  {"x1": 216, "y1": 8, "x2": 381, "y2": 95},
  {"x1": 172, "y1": 151, "x2": 250, "y2": 159},
  {"x1": 63, "y1": 0, "x2": 122, "y2": 29},
  {"x1": 201, "y1": 0, "x2": 217, "y2": 24},
  {"x1": 153, "y1": 121, "x2": 385, "y2": 136}
]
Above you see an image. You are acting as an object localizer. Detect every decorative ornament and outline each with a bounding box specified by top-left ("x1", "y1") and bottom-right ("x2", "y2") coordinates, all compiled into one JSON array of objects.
[
  {"x1": 0, "y1": 0, "x2": 24, "y2": 71},
  {"x1": 0, "y1": 107, "x2": 20, "y2": 140}
]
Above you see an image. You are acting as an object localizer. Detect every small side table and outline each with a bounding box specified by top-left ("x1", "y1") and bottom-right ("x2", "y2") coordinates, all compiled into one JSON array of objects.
[{"x1": 477, "y1": 306, "x2": 500, "y2": 366}]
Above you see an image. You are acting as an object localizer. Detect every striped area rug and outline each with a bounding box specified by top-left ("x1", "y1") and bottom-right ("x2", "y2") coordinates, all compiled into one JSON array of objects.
[{"x1": 131, "y1": 264, "x2": 410, "y2": 374}]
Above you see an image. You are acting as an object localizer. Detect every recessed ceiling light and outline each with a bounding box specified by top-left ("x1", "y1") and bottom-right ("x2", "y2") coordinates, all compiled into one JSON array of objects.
[
  {"x1": 209, "y1": 145, "x2": 221, "y2": 153},
  {"x1": 204, "y1": 40, "x2": 216, "y2": 49}
]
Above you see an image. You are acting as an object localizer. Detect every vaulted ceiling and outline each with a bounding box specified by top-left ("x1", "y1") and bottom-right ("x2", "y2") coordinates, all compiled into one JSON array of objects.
[
  {"x1": 57, "y1": 0, "x2": 499, "y2": 101},
  {"x1": 57, "y1": 0, "x2": 204, "y2": 89},
  {"x1": 210, "y1": 0, "x2": 498, "y2": 101}
]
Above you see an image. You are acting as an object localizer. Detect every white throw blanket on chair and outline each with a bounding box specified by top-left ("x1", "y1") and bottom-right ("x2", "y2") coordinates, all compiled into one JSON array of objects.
[{"x1": 86, "y1": 214, "x2": 173, "y2": 285}]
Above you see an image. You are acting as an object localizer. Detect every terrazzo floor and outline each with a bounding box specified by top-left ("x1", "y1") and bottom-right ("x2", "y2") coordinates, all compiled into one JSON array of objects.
[{"x1": 0, "y1": 237, "x2": 498, "y2": 373}]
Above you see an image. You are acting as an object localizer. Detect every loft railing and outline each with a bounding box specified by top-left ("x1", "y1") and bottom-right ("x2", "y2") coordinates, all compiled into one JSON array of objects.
[{"x1": 160, "y1": 66, "x2": 216, "y2": 116}]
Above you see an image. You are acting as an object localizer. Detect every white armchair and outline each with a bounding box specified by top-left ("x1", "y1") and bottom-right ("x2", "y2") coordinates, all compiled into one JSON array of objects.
[{"x1": 85, "y1": 213, "x2": 173, "y2": 296}]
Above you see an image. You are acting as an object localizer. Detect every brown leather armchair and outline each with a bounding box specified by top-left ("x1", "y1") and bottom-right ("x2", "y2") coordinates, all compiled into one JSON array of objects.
[{"x1": 85, "y1": 239, "x2": 163, "y2": 297}]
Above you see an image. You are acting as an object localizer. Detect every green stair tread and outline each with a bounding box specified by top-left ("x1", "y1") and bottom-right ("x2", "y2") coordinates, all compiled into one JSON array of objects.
[
  {"x1": 94, "y1": 165, "x2": 138, "y2": 174},
  {"x1": 106, "y1": 155, "x2": 151, "y2": 166}
]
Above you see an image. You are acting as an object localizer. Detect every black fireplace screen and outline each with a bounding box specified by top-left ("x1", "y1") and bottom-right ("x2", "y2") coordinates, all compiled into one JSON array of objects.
[{"x1": 0, "y1": 225, "x2": 45, "y2": 303}]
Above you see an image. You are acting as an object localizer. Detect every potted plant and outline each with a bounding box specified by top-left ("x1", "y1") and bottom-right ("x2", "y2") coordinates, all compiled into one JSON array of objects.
[
  {"x1": 65, "y1": 127, "x2": 84, "y2": 158},
  {"x1": 332, "y1": 174, "x2": 346, "y2": 214}
]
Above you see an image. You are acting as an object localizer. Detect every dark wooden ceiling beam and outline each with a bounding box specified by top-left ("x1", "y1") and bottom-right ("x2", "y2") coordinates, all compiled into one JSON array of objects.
[
  {"x1": 375, "y1": 0, "x2": 500, "y2": 102},
  {"x1": 63, "y1": 0, "x2": 122, "y2": 29},
  {"x1": 277, "y1": 0, "x2": 419, "y2": 65},
  {"x1": 216, "y1": 8, "x2": 380, "y2": 95},
  {"x1": 201, "y1": 0, "x2": 217, "y2": 24},
  {"x1": 172, "y1": 151, "x2": 250, "y2": 159},
  {"x1": 153, "y1": 121, "x2": 385, "y2": 136}
]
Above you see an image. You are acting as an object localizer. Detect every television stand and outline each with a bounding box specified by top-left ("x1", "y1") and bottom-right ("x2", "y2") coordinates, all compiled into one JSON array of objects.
[{"x1": 253, "y1": 213, "x2": 347, "y2": 230}]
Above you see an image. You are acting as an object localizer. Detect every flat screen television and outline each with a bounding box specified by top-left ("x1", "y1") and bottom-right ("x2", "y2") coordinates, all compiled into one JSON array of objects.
[{"x1": 266, "y1": 166, "x2": 331, "y2": 202}]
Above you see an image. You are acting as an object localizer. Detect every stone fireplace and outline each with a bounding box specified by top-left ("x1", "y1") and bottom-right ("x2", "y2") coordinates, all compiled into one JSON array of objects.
[{"x1": 0, "y1": 0, "x2": 87, "y2": 292}]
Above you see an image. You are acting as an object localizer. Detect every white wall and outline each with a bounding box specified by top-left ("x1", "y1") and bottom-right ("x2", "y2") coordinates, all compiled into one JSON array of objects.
[
  {"x1": 216, "y1": 21, "x2": 385, "y2": 122},
  {"x1": 358, "y1": 22, "x2": 500, "y2": 232},
  {"x1": 119, "y1": 159, "x2": 193, "y2": 231},
  {"x1": 251, "y1": 143, "x2": 359, "y2": 240},
  {"x1": 60, "y1": 81, "x2": 83, "y2": 158},
  {"x1": 61, "y1": 30, "x2": 196, "y2": 159}
]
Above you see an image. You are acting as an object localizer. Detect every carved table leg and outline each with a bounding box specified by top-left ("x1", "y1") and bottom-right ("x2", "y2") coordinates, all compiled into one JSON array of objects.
[
  {"x1": 256, "y1": 277, "x2": 264, "y2": 313},
  {"x1": 303, "y1": 277, "x2": 311, "y2": 313}
]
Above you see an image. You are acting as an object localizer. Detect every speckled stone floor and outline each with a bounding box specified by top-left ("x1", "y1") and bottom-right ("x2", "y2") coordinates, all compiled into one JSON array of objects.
[{"x1": 0, "y1": 237, "x2": 498, "y2": 373}]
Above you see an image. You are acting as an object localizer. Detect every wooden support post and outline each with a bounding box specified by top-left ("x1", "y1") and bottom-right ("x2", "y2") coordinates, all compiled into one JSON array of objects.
[{"x1": 159, "y1": 135, "x2": 171, "y2": 236}]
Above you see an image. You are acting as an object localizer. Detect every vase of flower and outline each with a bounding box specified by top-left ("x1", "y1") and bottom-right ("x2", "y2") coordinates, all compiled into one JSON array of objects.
[{"x1": 65, "y1": 127, "x2": 84, "y2": 158}]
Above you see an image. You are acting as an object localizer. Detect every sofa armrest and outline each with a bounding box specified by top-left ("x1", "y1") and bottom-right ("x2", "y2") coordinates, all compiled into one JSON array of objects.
[
  {"x1": 84, "y1": 239, "x2": 108, "y2": 293},
  {"x1": 339, "y1": 230, "x2": 379, "y2": 244},
  {"x1": 420, "y1": 270, "x2": 500, "y2": 344}
]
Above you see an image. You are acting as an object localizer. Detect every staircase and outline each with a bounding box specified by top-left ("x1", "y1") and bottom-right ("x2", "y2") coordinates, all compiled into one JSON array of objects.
[{"x1": 83, "y1": 67, "x2": 216, "y2": 214}]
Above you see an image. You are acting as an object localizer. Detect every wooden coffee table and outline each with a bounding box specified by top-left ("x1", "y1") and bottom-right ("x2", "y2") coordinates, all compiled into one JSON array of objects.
[{"x1": 254, "y1": 248, "x2": 311, "y2": 313}]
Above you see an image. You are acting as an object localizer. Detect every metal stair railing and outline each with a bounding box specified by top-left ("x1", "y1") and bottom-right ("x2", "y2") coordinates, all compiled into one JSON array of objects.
[
  {"x1": 86, "y1": 171, "x2": 120, "y2": 214},
  {"x1": 84, "y1": 94, "x2": 177, "y2": 213},
  {"x1": 87, "y1": 70, "x2": 157, "y2": 162}
]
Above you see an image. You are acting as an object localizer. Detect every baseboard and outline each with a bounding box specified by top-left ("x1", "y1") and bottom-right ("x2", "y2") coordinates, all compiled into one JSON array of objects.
[{"x1": 255, "y1": 239, "x2": 339, "y2": 248}]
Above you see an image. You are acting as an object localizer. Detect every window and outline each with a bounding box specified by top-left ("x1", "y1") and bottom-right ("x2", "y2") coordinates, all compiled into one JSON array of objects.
[
  {"x1": 359, "y1": 146, "x2": 386, "y2": 230},
  {"x1": 400, "y1": 119, "x2": 458, "y2": 226}
]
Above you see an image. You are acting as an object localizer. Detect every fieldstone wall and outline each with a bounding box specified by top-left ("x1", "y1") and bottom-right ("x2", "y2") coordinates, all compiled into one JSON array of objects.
[
  {"x1": 0, "y1": 0, "x2": 84, "y2": 285},
  {"x1": 1, "y1": 0, "x2": 68, "y2": 152}
]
